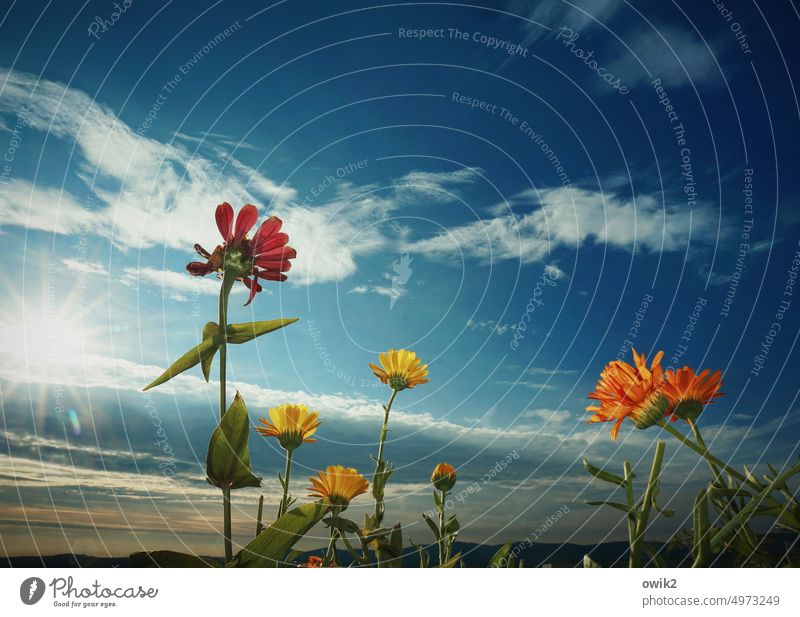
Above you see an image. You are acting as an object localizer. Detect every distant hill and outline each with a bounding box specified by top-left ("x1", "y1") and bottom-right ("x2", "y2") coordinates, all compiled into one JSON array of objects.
[{"x1": 3, "y1": 534, "x2": 796, "y2": 567}]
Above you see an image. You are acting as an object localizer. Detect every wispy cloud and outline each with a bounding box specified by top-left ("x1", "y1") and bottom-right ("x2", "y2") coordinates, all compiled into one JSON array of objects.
[
  {"x1": 407, "y1": 187, "x2": 714, "y2": 264},
  {"x1": 521, "y1": 408, "x2": 573, "y2": 422},
  {"x1": 348, "y1": 284, "x2": 404, "y2": 301},
  {"x1": 496, "y1": 380, "x2": 556, "y2": 391},
  {"x1": 507, "y1": 0, "x2": 624, "y2": 46},
  {"x1": 392, "y1": 167, "x2": 483, "y2": 203},
  {"x1": 62, "y1": 258, "x2": 108, "y2": 276},
  {"x1": 527, "y1": 367, "x2": 578, "y2": 377},
  {"x1": 606, "y1": 26, "x2": 719, "y2": 88},
  {"x1": 119, "y1": 266, "x2": 247, "y2": 301},
  {"x1": 467, "y1": 318, "x2": 515, "y2": 336}
]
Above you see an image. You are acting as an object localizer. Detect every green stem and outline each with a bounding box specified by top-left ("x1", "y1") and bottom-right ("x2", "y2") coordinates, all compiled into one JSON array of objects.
[
  {"x1": 437, "y1": 489, "x2": 447, "y2": 566},
  {"x1": 323, "y1": 525, "x2": 339, "y2": 567},
  {"x1": 278, "y1": 449, "x2": 294, "y2": 518},
  {"x1": 372, "y1": 388, "x2": 399, "y2": 526},
  {"x1": 623, "y1": 461, "x2": 637, "y2": 566},
  {"x1": 255, "y1": 495, "x2": 264, "y2": 536},
  {"x1": 658, "y1": 420, "x2": 759, "y2": 491},
  {"x1": 630, "y1": 440, "x2": 665, "y2": 568},
  {"x1": 218, "y1": 270, "x2": 235, "y2": 563},
  {"x1": 687, "y1": 419, "x2": 722, "y2": 484}
]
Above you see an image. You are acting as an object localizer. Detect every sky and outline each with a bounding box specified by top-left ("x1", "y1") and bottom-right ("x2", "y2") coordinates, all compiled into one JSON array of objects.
[{"x1": 1, "y1": 0, "x2": 799, "y2": 562}]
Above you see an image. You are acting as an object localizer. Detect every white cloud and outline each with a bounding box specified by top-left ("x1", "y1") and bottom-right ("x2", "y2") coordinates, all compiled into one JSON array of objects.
[
  {"x1": 392, "y1": 167, "x2": 482, "y2": 203},
  {"x1": 62, "y1": 258, "x2": 108, "y2": 276},
  {"x1": 528, "y1": 367, "x2": 578, "y2": 377},
  {"x1": 348, "y1": 284, "x2": 404, "y2": 301},
  {"x1": 607, "y1": 26, "x2": 719, "y2": 88},
  {"x1": 507, "y1": 0, "x2": 624, "y2": 46},
  {"x1": 407, "y1": 187, "x2": 713, "y2": 263},
  {"x1": 496, "y1": 380, "x2": 556, "y2": 391},
  {"x1": 521, "y1": 408, "x2": 573, "y2": 422},
  {"x1": 467, "y1": 318, "x2": 514, "y2": 336},
  {"x1": 0, "y1": 68, "x2": 295, "y2": 250},
  {"x1": 119, "y1": 266, "x2": 247, "y2": 301}
]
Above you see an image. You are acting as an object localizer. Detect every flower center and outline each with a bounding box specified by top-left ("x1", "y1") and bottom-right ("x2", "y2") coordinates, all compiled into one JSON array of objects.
[
  {"x1": 388, "y1": 374, "x2": 408, "y2": 391},
  {"x1": 631, "y1": 393, "x2": 670, "y2": 430}
]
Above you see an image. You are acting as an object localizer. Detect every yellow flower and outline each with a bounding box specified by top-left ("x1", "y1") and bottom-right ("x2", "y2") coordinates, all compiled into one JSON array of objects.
[
  {"x1": 369, "y1": 348, "x2": 429, "y2": 391},
  {"x1": 256, "y1": 403, "x2": 320, "y2": 451},
  {"x1": 431, "y1": 462, "x2": 456, "y2": 492},
  {"x1": 308, "y1": 465, "x2": 369, "y2": 509}
]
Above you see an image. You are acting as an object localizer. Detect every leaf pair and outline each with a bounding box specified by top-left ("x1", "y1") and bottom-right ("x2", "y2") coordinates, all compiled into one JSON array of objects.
[
  {"x1": 206, "y1": 392, "x2": 261, "y2": 490},
  {"x1": 143, "y1": 318, "x2": 298, "y2": 391}
]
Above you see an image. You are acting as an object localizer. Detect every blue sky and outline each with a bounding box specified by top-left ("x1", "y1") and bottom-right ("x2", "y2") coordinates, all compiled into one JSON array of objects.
[{"x1": 1, "y1": 0, "x2": 799, "y2": 560}]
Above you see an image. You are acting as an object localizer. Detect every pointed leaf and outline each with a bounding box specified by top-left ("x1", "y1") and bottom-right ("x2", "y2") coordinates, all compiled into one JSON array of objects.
[
  {"x1": 437, "y1": 551, "x2": 462, "y2": 568},
  {"x1": 232, "y1": 501, "x2": 329, "y2": 567},
  {"x1": 488, "y1": 542, "x2": 513, "y2": 568},
  {"x1": 377, "y1": 523, "x2": 403, "y2": 568},
  {"x1": 143, "y1": 335, "x2": 218, "y2": 391},
  {"x1": 225, "y1": 318, "x2": 299, "y2": 344},
  {"x1": 206, "y1": 392, "x2": 261, "y2": 490},
  {"x1": 583, "y1": 458, "x2": 626, "y2": 486},
  {"x1": 422, "y1": 513, "x2": 440, "y2": 541}
]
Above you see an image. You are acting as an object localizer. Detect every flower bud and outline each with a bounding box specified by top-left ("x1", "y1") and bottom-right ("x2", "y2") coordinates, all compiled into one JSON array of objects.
[{"x1": 431, "y1": 462, "x2": 456, "y2": 492}]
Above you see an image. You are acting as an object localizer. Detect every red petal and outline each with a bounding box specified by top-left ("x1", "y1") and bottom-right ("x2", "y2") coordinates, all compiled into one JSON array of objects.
[
  {"x1": 254, "y1": 259, "x2": 292, "y2": 272},
  {"x1": 242, "y1": 276, "x2": 262, "y2": 305},
  {"x1": 256, "y1": 270, "x2": 288, "y2": 282},
  {"x1": 234, "y1": 204, "x2": 258, "y2": 244},
  {"x1": 252, "y1": 216, "x2": 283, "y2": 252},
  {"x1": 256, "y1": 232, "x2": 289, "y2": 254},
  {"x1": 256, "y1": 245, "x2": 296, "y2": 262},
  {"x1": 194, "y1": 243, "x2": 212, "y2": 259},
  {"x1": 186, "y1": 261, "x2": 213, "y2": 276},
  {"x1": 215, "y1": 203, "x2": 234, "y2": 241}
]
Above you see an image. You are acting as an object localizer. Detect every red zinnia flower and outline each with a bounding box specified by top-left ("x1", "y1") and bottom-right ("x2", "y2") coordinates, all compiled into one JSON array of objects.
[{"x1": 186, "y1": 202, "x2": 296, "y2": 305}]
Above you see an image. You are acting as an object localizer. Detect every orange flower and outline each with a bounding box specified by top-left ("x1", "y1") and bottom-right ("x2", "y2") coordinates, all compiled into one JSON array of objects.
[
  {"x1": 308, "y1": 465, "x2": 369, "y2": 509},
  {"x1": 586, "y1": 348, "x2": 669, "y2": 440},
  {"x1": 431, "y1": 463, "x2": 457, "y2": 492},
  {"x1": 303, "y1": 555, "x2": 335, "y2": 568},
  {"x1": 662, "y1": 367, "x2": 723, "y2": 421}
]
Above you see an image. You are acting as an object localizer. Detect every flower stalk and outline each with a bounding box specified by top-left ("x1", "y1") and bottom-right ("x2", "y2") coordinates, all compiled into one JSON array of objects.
[
  {"x1": 373, "y1": 388, "x2": 398, "y2": 526},
  {"x1": 629, "y1": 441, "x2": 665, "y2": 567},
  {"x1": 218, "y1": 268, "x2": 236, "y2": 562},
  {"x1": 279, "y1": 449, "x2": 294, "y2": 518}
]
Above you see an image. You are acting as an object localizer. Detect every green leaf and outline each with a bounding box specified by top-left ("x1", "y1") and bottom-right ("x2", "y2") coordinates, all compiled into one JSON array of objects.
[
  {"x1": 225, "y1": 318, "x2": 299, "y2": 344},
  {"x1": 488, "y1": 542, "x2": 513, "y2": 568},
  {"x1": 422, "y1": 513, "x2": 440, "y2": 541},
  {"x1": 232, "y1": 501, "x2": 329, "y2": 567},
  {"x1": 585, "y1": 500, "x2": 637, "y2": 515},
  {"x1": 437, "y1": 551, "x2": 461, "y2": 568},
  {"x1": 642, "y1": 543, "x2": 667, "y2": 568},
  {"x1": 410, "y1": 541, "x2": 429, "y2": 568},
  {"x1": 377, "y1": 523, "x2": 403, "y2": 568},
  {"x1": 143, "y1": 319, "x2": 298, "y2": 391},
  {"x1": 583, "y1": 458, "x2": 626, "y2": 486},
  {"x1": 200, "y1": 322, "x2": 220, "y2": 382},
  {"x1": 583, "y1": 554, "x2": 601, "y2": 568},
  {"x1": 206, "y1": 392, "x2": 261, "y2": 490},
  {"x1": 444, "y1": 514, "x2": 460, "y2": 536},
  {"x1": 129, "y1": 551, "x2": 219, "y2": 568},
  {"x1": 143, "y1": 335, "x2": 218, "y2": 391},
  {"x1": 433, "y1": 491, "x2": 442, "y2": 508},
  {"x1": 323, "y1": 516, "x2": 360, "y2": 534}
]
